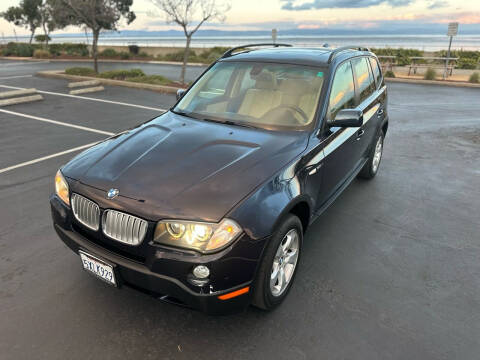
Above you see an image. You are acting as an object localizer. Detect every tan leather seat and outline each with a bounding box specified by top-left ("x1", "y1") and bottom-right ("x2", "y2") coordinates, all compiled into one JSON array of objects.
[
  {"x1": 279, "y1": 78, "x2": 318, "y2": 124},
  {"x1": 238, "y1": 72, "x2": 281, "y2": 118}
]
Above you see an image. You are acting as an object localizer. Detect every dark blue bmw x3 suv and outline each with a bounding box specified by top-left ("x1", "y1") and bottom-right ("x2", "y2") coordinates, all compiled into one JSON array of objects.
[{"x1": 51, "y1": 44, "x2": 388, "y2": 314}]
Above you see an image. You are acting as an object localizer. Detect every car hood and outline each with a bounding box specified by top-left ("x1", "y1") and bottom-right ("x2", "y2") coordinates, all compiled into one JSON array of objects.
[{"x1": 62, "y1": 111, "x2": 308, "y2": 222}]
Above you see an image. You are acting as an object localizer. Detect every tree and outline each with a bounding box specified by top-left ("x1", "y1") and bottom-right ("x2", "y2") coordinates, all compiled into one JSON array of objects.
[
  {"x1": 57, "y1": 0, "x2": 135, "y2": 72},
  {"x1": 38, "y1": 0, "x2": 60, "y2": 47},
  {"x1": 2, "y1": 0, "x2": 42, "y2": 44},
  {"x1": 151, "y1": 0, "x2": 230, "y2": 84}
]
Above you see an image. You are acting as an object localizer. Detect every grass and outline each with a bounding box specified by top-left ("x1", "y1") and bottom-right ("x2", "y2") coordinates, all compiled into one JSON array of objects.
[
  {"x1": 64, "y1": 67, "x2": 175, "y2": 86},
  {"x1": 424, "y1": 68, "x2": 437, "y2": 80},
  {"x1": 384, "y1": 70, "x2": 396, "y2": 78},
  {"x1": 65, "y1": 67, "x2": 97, "y2": 76},
  {"x1": 33, "y1": 49, "x2": 50, "y2": 59},
  {"x1": 469, "y1": 72, "x2": 480, "y2": 83}
]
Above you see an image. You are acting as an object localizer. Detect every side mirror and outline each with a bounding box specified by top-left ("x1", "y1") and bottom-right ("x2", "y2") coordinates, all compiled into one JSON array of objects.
[
  {"x1": 328, "y1": 109, "x2": 363, "y2": 128},
  {"x1": 176, "y1": 89, "x2": 186, "y2": 101}
]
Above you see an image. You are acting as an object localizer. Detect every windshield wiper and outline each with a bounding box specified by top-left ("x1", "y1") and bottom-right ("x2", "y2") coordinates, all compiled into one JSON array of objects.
[
  {"x1": 201, "y1": 117, "x2": 259, "y2": 129},
  {"x1": 170, "y1": 108, "x2": 199, "y2": 119}
]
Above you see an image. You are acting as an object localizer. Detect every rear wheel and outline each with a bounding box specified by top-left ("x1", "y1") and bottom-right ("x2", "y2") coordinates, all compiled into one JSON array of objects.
[
  {"x1": 252, "y1": 214, "x2": 302, "y2": 311},
  {"x1": 358, "y1": 130, "x2": 384, "y2": 179}
]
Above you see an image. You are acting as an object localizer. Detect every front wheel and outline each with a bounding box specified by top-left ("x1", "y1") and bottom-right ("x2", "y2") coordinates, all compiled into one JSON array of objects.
[
  {"x1": 358, "y1": 130, "x2": 384, "y2": 179},
  {"x1": 252, "y1": 214, "x2": 303, "y2": 311}
]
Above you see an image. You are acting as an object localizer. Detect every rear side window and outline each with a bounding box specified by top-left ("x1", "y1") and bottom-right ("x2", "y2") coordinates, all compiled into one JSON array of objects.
[
  {"x1": 327, "y1": 61, "x2": 356, "y2": 121},
  {"x1": 369, "y1": 57, "x2": 383, "y2": 88},
  {"x1": 352, "y1": 57, "x2": 376, "y2": 103}
]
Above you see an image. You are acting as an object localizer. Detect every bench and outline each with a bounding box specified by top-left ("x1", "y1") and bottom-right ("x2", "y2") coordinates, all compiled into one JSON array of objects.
[
  {"x1": 407, "y1": 57, "x2": 458, "y2": 77},
  {"x1": 377, "y1": 56, "x2": 396, "y2": 72}
]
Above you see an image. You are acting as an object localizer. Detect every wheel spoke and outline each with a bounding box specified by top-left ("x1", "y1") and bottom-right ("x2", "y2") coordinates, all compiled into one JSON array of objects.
[
  {"x1": 281, "y1": 234, "x2": 292, "y2": 253},
  {"x1": 270, "y1": 267, "x2": 279, "y2": 289},
  {"x1": 280, "y1": 267, "x2": 287, "y2": 291},
  {"x1": 284, "y1": 249, "x2": 297, "y2": 265}
]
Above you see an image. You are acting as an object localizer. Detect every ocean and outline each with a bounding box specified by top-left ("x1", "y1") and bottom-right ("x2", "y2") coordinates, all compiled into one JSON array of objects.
[{"x1": 3, "y1": 34, "x2": 480, "y2": 51}]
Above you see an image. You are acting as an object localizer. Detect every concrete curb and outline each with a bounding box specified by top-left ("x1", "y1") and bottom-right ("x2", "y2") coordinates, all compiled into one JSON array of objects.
[
  {"x1": 68, "y1": 80, "x2": 100, "y2": 88},
  {"x1": 0, "y1": 94, "x2": 43, "y2": 107},
  {"x1": 0, "y1": 88, "x2": 37, "y2": 99},
  {"x1": 37, "y1": 70, "x2": 182, "y2": 94},
  {"x1": 69, "y1": 86, "x2": 105, "y2": 95},
  {"x1": 0, "y1": 56, "x2": 206, "y2": 67},
  {"x1": 385, "y1": 77, "x2": 480, "y2": 88}
]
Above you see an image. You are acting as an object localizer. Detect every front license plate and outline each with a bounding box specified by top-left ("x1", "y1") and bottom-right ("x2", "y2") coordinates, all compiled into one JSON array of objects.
[{"x1": 79, "y1": 250, "x2": 116, "y2": 286}]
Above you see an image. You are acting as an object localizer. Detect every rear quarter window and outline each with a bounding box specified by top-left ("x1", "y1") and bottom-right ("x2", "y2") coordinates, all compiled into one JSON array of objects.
[{"x1": 369, "y1": 57, "x2": 383, "y2": 89}]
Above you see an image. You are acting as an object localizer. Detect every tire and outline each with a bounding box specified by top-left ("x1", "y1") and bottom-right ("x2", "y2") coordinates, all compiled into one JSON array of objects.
[
  {"x1": 358, "y1": 129, "x2": 384, "y2": 180},
  {"x1": 252, "y1": 214, "x2": 303, "y2": 311}
]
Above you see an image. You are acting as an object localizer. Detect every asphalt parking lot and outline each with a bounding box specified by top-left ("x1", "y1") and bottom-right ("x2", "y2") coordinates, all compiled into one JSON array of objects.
[
  {"x1": 0, "y1": 58, "x2": 204, "y2": 82},
  {"x1": 1, "y1": 60, "x2": 480, "y2": 360}
]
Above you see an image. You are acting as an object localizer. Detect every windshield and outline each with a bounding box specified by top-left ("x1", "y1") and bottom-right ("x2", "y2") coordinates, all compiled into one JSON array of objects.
[{"x1": 174, "y1": 61, "x2": 325, "y2": 130}]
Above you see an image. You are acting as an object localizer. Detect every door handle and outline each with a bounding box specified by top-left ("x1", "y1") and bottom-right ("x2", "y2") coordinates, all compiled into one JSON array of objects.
[
  {"x1": 356, "y1": 129, "x2": 365, "y2": 140},
  {"x1": 308, "y1": 163, "x2": 323, "y2": 175}
]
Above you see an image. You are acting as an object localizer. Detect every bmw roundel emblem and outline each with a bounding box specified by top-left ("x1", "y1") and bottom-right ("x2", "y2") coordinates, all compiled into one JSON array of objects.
[{"x1": 107, "y1": 188, "x2": 119, "y2": 199}]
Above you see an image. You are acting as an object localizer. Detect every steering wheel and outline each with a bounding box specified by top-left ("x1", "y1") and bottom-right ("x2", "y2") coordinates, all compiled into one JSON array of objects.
[{"x1": 264, "y1": 105, "x2": 309, "y2": 125}]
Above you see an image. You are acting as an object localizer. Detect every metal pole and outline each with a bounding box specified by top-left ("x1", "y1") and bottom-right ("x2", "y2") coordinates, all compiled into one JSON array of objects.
[{"x1": 443, "y1": 35, "x2": 453, "y2": 80}]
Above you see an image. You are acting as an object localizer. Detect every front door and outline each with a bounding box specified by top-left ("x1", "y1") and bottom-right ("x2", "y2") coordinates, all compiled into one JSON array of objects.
[{"x1": 315, "y1": 60, "x2": 363, "y2": 210}]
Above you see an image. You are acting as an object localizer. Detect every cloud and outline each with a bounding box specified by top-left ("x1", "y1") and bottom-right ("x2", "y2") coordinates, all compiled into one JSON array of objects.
[
  {"x1": 281, "y1": 0, "x2": 412, "y2": 11},
  {"x1": 427, "y1": 0, "x2": 448, "y2": 9}
]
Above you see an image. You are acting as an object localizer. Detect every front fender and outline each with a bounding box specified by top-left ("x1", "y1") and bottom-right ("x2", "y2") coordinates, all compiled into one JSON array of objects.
[{"x1": 227, "y1": 161, "x2": 312, "y2": 240}]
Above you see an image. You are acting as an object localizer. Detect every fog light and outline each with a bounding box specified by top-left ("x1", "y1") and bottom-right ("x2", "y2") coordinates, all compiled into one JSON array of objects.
[{"x1": 193, "y1": 265, "x2": 210, "y2": 279}]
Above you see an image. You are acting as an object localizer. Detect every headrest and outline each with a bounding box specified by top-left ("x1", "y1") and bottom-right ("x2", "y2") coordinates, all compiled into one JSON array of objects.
[
  {"x1": 279, "y1": 78, "x2": 311, "y2": 95},
  {"x1": 253, "y1": 71, "x2": 277, "y2": 90}
]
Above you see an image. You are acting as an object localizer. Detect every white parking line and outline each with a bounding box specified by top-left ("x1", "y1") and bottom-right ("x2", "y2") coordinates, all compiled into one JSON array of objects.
[
  {"x1": 0, "y1": 84, "x2": 167, "y2": 112},
  {"x1": 0, "y1": 108, "x2": 115, "y2": 136},
  {"x1": 0, "y1": 75, "x2": 33, "y2": 80},
  {"x1": 0, "y1": 142, "x2": 98, "y2": 175}
]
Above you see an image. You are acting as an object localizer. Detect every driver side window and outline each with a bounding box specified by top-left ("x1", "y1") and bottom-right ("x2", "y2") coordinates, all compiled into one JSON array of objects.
[{"x1": 327, "y1": 61, "x2": 355, "y2": 121}]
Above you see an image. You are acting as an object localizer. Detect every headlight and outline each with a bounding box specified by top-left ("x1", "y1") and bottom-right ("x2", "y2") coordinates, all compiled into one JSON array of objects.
[
  {"x1": 154, "y1": 218, "x2": 242, "y2": 253},
  {"x1": 55, "y1": 170, "x2": 70, "y2": 205}
]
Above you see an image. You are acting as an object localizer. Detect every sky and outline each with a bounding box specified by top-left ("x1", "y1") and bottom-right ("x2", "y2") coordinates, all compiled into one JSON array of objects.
[{"x1": 0, "y1": 0, "x2": 479, "y2": 36}]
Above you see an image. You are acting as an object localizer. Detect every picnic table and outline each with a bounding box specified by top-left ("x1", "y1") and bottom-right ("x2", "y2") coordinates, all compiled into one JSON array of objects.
[
  {"x1": 377, "y1": 56, "x2": 396, "y2": 72},
  {"x1": 408, "y1": 56, "x2": 458, "y2": 77}
]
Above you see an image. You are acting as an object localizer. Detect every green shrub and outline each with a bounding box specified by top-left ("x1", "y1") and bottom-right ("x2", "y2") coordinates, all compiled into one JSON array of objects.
[
  {"x1": 384, "y1": 70, "x2": 395, "y2": 78},
  {"x1": 164, "y1": 50, "x2": 189, "y2": 62},
  {"x1": 128, "y1": 75, "x2": 172, "y2": 85},
  {"x1": 138, "y1": 51, "x2": 149, "y2": 58},
  {"x1": 33, "y1": 49, "x2": 50, "y2": 58},
  {"x1": 371, "y1": 47, "x2": 423, "y2": 66},
  {"x1": 197, "y1": 46, "x2": 229, "y2": 63},
  {"x1": 48, "y1": 43, "x2": 63, "y2": 56},
  {"x1": 98, "y1": 68, "x2": 145, "y2": 80},
  {"x1": 469, "y1": 72, "x2": 480, "y2": 83},
  {"x1": 64, "y1": 43, "x2": 88, "y2": 56},
  {"x1": 49, "y1": 43, "x2": 88, "y2": 57},
  {"x1": 424, "y1": 68, "x2": 437, "y2": 80},
  {"x1": 128, "y1": 45, "x2": 139, "y2": 54},
  {"x1": 119, "y1": 52, "x2": 130, "y2": 60},
  {"x1": 457, "y1": 58, "x2": 478, "y2": 70},
  {"x1": 3, "y1": 42, "x2": 34, "y2": 57},
  {"x1": 65, "y1": 67, "x2": 96, "y2": 76},
  {"x1": 100, "y1": 48, "x2": 118, "y2": 57}
]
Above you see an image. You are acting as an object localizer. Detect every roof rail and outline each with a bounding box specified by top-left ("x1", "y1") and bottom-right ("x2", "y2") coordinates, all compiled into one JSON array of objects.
[
  {"x1": 221, "y1": 43, "x2": 293, "y2": 59},
  {"x1": 328, "y1": 45, "x2": 370, "y2": 63}
]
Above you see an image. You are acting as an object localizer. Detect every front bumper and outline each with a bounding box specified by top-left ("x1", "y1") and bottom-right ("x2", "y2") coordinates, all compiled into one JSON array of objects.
[{"x1": 50, "y1": 195, "x2": 268, "y2": 315}]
